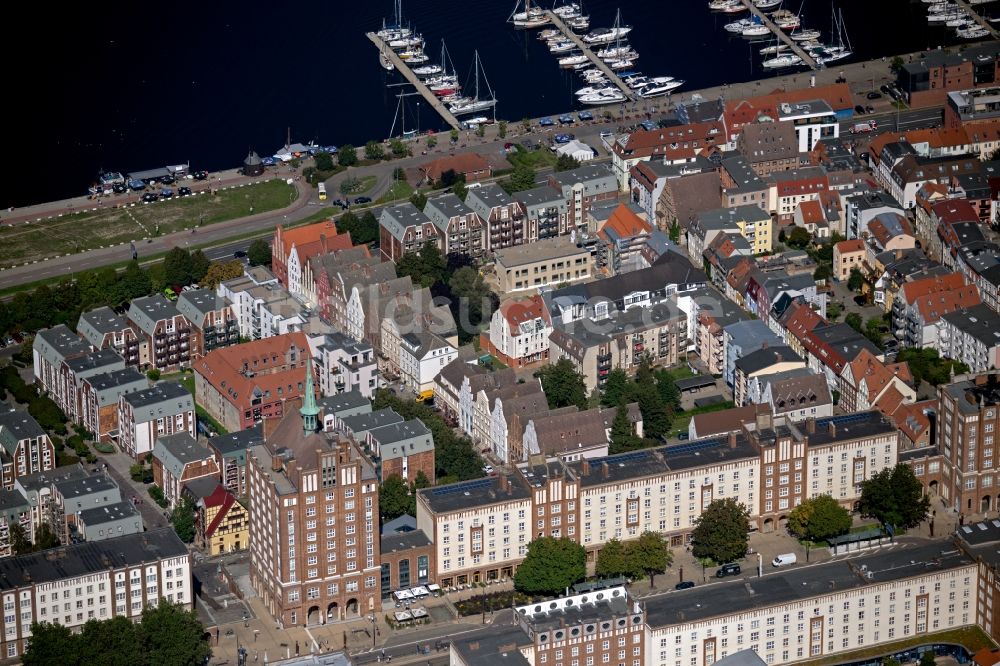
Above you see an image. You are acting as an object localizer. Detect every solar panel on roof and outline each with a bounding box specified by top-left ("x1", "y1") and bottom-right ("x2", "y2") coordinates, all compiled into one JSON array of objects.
[
  {"x1": 431, "y1": 478, "x2": 493, "y2": 496},
  {"x1": 666, "y1": 437, "x2": 726, "y2": 457},
  {"x1": 596, "y1": 451, "x2": 648, "y2": 466}
]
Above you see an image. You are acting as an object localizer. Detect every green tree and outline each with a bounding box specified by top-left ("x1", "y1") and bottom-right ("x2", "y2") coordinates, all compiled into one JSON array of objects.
[
  {"x1": 521, "y1": 118, "x2": 531, "y2": 133},
  {"x1": 397, "y1": 241, "x2": 447, "y2": 288},
  {"x1": 189, "y1": 249, "x2": 210, "y2": 282},
  {"x1": 146, "y1": 369, "x2": 161, "y2": 381},
  {"x1": 450, "y1": 128, "x2": 459, "y2": 143},
  {"x1": 654, "y1": 369, "x2": 682, "y2": 412},
  {"x1": 247, "y1": 238, "x2": 271, "y2": 267},
  {"x1": 476, "y1": 124, "x2": 486, "y2": 138},
  {"x1": 452, "y1": 178, "x2": 468, "y2": 201},
  {"x1": 600, "y1": 369, "x2": 630, "y2": 407},
  {"x1": 412, "y1": 470, "x2": 431, "y2": 491},
  {"x1": 845, "y1": 312, "x2": 863, "y2": 333},
  {"x1": 669, "y1": 220, "x2": 681, "y2": 243},
  {"x1": 555, "y1": 154, "x2": 580, "y2": 172},
  {"x1": 410, "y1": 191, "x2": 428, "y2": 211},
  {"x1": 9, "y1": 522, "x2": 32, "y2": 555},
  {"x1": 890, "y1": 55, "x2": 905, "y2": 71},
  {"x1": 169, "y1": 497, "x2": 196, "y2": 543},
  {"x1": 786, "y1": 226, "x2": 811, "y2": 248},
  {"x1": 77, "y1": 616, "x2": 141, "y2": 666},
  {"x1": 364, "y1": 141, "x2": 384, "y2": 160},
  {"x1": 595, "y1": 538, "x2": 633, "y2": 579},
  {"x1": 514, "y1": 537, "x2": 586, "y2": 596},
  {"x1": 826, "y1": 301, "x2": 843, "y2": 321},
  {"x1": 813, "y1": 263, "x2": 832, "y2": 282},
  {"x1": 629, "y1": 531, "x2": 673, "y2": 588},
  {"x1": 847, "y1": 267, "x2": 865, "y2": 292},
  {"x1": 380, "y1": 475, "x2": 413, "y2": 520},
  {"x1": 21, "y1": 621, "x2": 76, "y2": 666},
  {"x1": 691, "y1": 498, "x2": 750, "y2": 564},
  {"x1": 449, "y1": 266, "x2": 496, "y2": 343},
  {"x1": 919, "y1": 651, "x2": 937, "y2": 666},
  {"x1": 314, "y1": 151, "x2": 335, "y2": 172},
  {"x1": 609, "y1": 402, "x2": 640, "y2": 454},
  {"x1": 536, "y1": 359, "x2": 588, "y2": 410},
  {"x1": 33, "y1": 523, "x2": 60, "y2": 551},
  {"x1": 120, "y1": 261, "x2": 152, "y2": 301},
  {"x1": 633, "y1": 364, "x2": 672, "y2": 439},
  {"x1": 389, "y1": 138, "x2": 408, "y2": 158},
  {"x1": 787, "y1": 494, "x2": 852, "y2": 542},
  {"x1": 338, "y1": 144, "x2": 358, "y2": 167},
  {"x1": 202, "y1": 260, "x2": 246, "y2": 289},
  {"x1": 337, "y1": 210, "x2": 379, "y2": 245},
  {"x1": 498, "y1": 120, "x2": 508, "y2": 138},
  {"x1": 865, "y1": 317, "x2": 884, "y2": 347},
  {"x1": 139, "y1": 602, "x2": 212, "y2": 666},
  {"x1": 859, "y1": 464, "x2": 930, "y2": 529},
  {"x1": 427, "y1": 135, "x2": 437, "y2": 150},
  {"x1": 501, "y1": 163, "x2": 537, "y2": 194},
  {"x1": 163, "y1": 247, "x2": 193, "y2": 287}
]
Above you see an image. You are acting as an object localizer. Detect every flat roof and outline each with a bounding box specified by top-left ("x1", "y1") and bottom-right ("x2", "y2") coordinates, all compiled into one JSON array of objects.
[{"x1": 495, "y1": 235, "x2": 590, "y2": 268}]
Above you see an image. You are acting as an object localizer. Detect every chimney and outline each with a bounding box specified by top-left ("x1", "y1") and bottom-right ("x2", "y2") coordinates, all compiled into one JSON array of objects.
[
  {"x1": 271, "y1": 453, "x2": 283, "y2": 472},
  {"x1": 828, "y1": 421, "x2": 837, "y2": 438},
  {"x1": 728, "y1": 431, "x2": 737, "y2": 449},
  {"x1": 755, "y1": 411, "x2": 773, "y2": 431},
  {"x1": 321, "y1": 233, "x2": 329, "y2": 256},
  {"x1": 499, "y1": 474, "x2": 510, "y2": 493},
  {"x1": 262, "y1": 414, "x2": 283, "y2": 442},
  {"x1": 601, "y1": 462, "x2": 609, "y2": 479},
  {"x1": 581, "y1": 460, "x2": 591, "y2": 476},
  {"x1": 805, "y1": 418, "x2": 815, "y2": 434}
]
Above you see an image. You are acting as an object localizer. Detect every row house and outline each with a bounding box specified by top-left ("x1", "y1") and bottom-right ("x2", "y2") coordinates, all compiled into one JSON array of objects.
[
  {"x1": 423, "y1": 193, "x2": 485, "y2": 259},
  {"x1": 379, "y1": 202, "x2": 439, "y2": 263},
  {"x1": 57, "y1": 349, "x2": 126, "y2": 424},
  {"x1": 722, "y1": 319, "x2": 782, "y2": 388},
  {"x1": 0, "y1": 529, "x2": 191, "y2": 661},
  {"x1": 657, "y1": 168, "x2": 724, "y2": 232},
  {"x1": 732, "y1": 346, "x2": 806, "y2": 407},
  {"x1": 865, "y1": 211, "x2": 916, "y2": 257},
  {"x1": 271, "y1": 220, "x2": 349, "y2": 292},
  {"x1": 457, "y1": 368, "x2": 518, "y2": 440},
  {"x1": 760, "y1": 370, "x2": 834, "y2": 422},
  {"x1": 471, "y1": 377, "x2": 540, "y2": 450},
  {"x1": 922, "y1": 199, "x2": 980, "y2": 264},
  {"x1": 629, "y1": 159, "x2": 678, "y2": 223},
  {"x1": 611, "y1": 122, "x2": 725, "y2": 191},
  {"x1": 127, "y1": 295, "x2": 194, "y2": 372},
  {"x1": 721, "y1": 154, "x2": 769, "y2": 212},
  {"x1": 32, "y1": 324, "x2": 90, "y2": 403},
  {"x1": 937, "y1": 304, "x2": 1000, "y2": 373},
  {"x1": 175, "y1": 289, "x2": 239, "y2": 358},
  {"x1": 515, "y1": 405, "x2": 632, "y2": 463},
  {"x1": 548, "y1": 164, "x2": 619, "y2": 229},
  {"x1": 549, "y1": 301, "x2": 685, "y2": 393},
  {"x1": 185, "y1": 480, "x2": 249, "y2": 556},
  {"x1": 290, "y1": 231, "x2": 356, "y2": 306},
  {"x1": 0, "y1": 409, "x2": 55, "y2": 491},
  {"x1": 844, "y1": 190, "x2": 905, "y2": 241},
  {"x1": 313, "y1": 248, "x2": 393, "y2": 332},
  {"x1": 489, "y1": 385, "x2": 550, "y2": 465},
  {"x1": 774, "y1": 298, "x2": 824, "y2": 360},
  {"x1": 703, "y1": 233, "x2": 753, "y2": 290},
  {"x1": 887, "y1": 154, "x2": 981, "y2": 210},
  {"x1": 776, "y1": 99, "x2": 840, "y2": 152},
  {"x1": 345, "y1": 275, "x2": 425, "y2": 351},
  {"x1": 431, "y1": 358, "x2": 482, "y2": 426},
  {"x1": 117, "y1": 382, "x2": 195, "y2": 460},
  {"x1": 377, "y1": 288, "x2": 457, "y2": 380},
  {"x1": 464, "y1": 184, "x2": 526, "y2": 253},
  {"x1": 833, "y1": 239, "x2": 866, "y2": 282},
  {"x1": 952, "y1": 241, "x2": 1000, "y2": 311},
  {"x1": 737, "y1": 119, "x2": 800, "y2": 177},
  {"x1": 483, "y1": 295, "x2": 552, "y2": 369},
  {"x1": 838, "y1": 349, "x2": 916, "y2": 415},
  {"x1": 151, "y1": 432, "x2": 220, "y2": 509},
  {"x1": 799, "y1": 322, "x2": 882, "y2": 391},
  {"x1": 247, "y1": 396, "x2": 381, "y2": 627},
  {"x1": 744, "y1": 270, "x2": 826, "y2": 328},
  {"x1": 694, "y1": 298, "x2": 746, "y2": 376},
  {"x1": 515, "y1": 186, "x2": 568, "y2": 241},
  {"x1": 893, "y1": 272, "x2": 982, "y2": 348},
  {"x1": 768, "y1": 167, "x2": 829, "y2": 220},
  {"x1": 78, "y1": 368, "x2": 147, "y2": 442},
  {"x1": 367, "y1": 418, "x2": 436, "y2": 483},
  {"x1": 597, "y1": 204, "x2": 653, "y2": 275},
  {"x1": 310, "y1": 332, "x2": 379, "y2": 398},
  {"x1": 193, "y1": 332, "x2": 312, "y2": 433},
  {"x1": 77, "y1": 307, "x2": 138, "y2": 362},
  {"x1": 397, "y1": 331, "x2": 458, "y2": 396},
  {"x1": 207, "y1": 427, "x2": 261, "y2": 497},
  {"x1": 51, "y1": 473, "x2": 124, "y2": 543}
]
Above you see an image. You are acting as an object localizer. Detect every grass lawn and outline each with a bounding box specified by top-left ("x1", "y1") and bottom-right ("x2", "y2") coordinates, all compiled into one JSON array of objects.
[
  {"x1": 507, "y1": 146, "x2": 557, "y2": 170},
  {"x1": 162, "y1": 372, "x2": 195, "y2": 397},
  {"x1": 341, "y1": 175, "x2": 378, "y2": 196},
  {"x1": 666, "y1": 366, "x2": 696, "y2": 381},
  {"x1": 376, "y1": 180, "x2": 415, "y2": 204},
  {"x1": 800, "y1": 625, "x2": 995, "y2": 666},
  {"x1": 0, "y1": 180, "x2": 297, "y2": 270}
]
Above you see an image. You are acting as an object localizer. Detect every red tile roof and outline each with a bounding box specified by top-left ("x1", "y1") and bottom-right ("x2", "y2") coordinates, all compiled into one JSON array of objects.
[
  {"x1": 913, "y1": 284, "x2": 982, "y2": 323},
  {"x1": 421, "y1": 153, "x2": 491, "y2": 182},
  {"x1": 834, "y1": 239, "x2": 865, "y2": 254},
  {"x1": 500, "y1": 295, "x2": 550, "y2": 329},
  {"x1": 797, "y1": 200, "x2": 824, "y2": 224},
  {"x1": 900, "y1": 272, "x2": 967, "y2": 305},
  {"x1": 614, "y1": 122, "x2": 725, "y2": 160},
  {"x1": 932, "y1": 199, "x2": 980, "y2": 226},
  {"x1": 204, "y1": 485, "x2": 239, "y2": 538},
  {"x1": 280, "y1": 221, "x2": 342, "y2": 252},
  {"x1": 599, "y1": 204, "x2": 652, "y2": 242},
  {"x1": 723, "y1": 83, "x2": 853, "y2": 134}
]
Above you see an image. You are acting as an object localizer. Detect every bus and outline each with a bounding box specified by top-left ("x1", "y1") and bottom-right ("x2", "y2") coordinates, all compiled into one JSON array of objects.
[{"x1": 318, "y1": 182, "x2": 327, "y2": 201}]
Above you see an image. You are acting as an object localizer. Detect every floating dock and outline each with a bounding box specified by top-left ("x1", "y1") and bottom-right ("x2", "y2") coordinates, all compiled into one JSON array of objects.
[
  {"x1": 365, "y1": 32, "x2": 462, "y2": 131},
  {"x1": 545, "y1": 12, "x2": 637, "y2": 101},
  {"x1": 738, "y1": 0, "x2": 821, "y2": 71},
  {"x1": 953, "y1": 0, "x2": 1000, "y2": 38}
]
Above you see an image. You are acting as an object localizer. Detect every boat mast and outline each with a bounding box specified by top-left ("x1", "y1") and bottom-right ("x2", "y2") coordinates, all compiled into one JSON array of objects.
[{"x1": 840, "y1": 9, "x2": 851, "y2": 51}]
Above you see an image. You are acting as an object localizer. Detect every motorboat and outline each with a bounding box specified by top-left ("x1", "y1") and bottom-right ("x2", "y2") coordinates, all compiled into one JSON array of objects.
[
  {"x1": 568, "y1": 16, "x2": 590, "y2": 30},
  {"x1": 762, "y1": 53, "x2": 803, "y2": 68},
  {"x1": 576, "y1": 83, "x2": 615, "y2": 96},
  {"x1": 538, "y1": 29, "x2": 560, "y2": 40},
  {"x1": 549, "y1": 40, "x2": 577, "y2": 53},
  {"x1": 719, "y1": 3, "x2": 748, "y2": 12},
  {"x1": 709, "y1": 0, "x2": 740, "y2": 9},
  {"x1": 578, "y1": 89, "x2": 626, "y2": 104},
  {"x1": 636, "y1": 80, "x2": 684, "y2": 98},
  {"x1": 607, "y1": 58, "x2": 635, "y2": 70},
  {"x1": 743, "y1": 23, "x2": 771, "y2": 36},
  {"x1": 790, "y1": 28, "x2": 821, "y2": 40},
  {"x1": 559, "y1": 54, "x2": 590, "y2": 67},
  {"x1": 583, "y1": 16, "x2": 633, "y2": 44},
  {"x1": 405, "y1": 51, "x2": 429, "y2": 64},
  {"x1": 947, "y1": 16, "x2": 976, "y2": 27},
  {"x1": 927, "y1": 3, "x2": 958, "y2": 12},
  {"x1": 465, "y1": 116, "x2": 491, "y2": 126},
  {"x1": 755, "y1": 0, "x2": 782, "y2": 8},
  {"x1": 600, "y1": 48, "x2": 639, "y2": 61},
  {"x1": 725, "y1": 18, "x2": 753, "y2": 32},
  {"x1": 760, "y1": 43, "x2": 790, "y2": 55},
  {"x1": 928, "y1": 11, "x2": 964, "y2": 22},
  {"x1": 596, "y1": 44, "x2": 635, "y2": 59},
  {"x1": 774, "y1": 15, "x2": 800, "y2": 29},
  {"x1": 958, "y1": 25, "x2": 990, "y2": 37},
  {"x1": 388, "y1": 34, "x2": 424, "y2": 49},
  {"x1": 553, "y1": 1, "x2": 582, "y2": 18},
  {"x1": 412, "y1": 64, "x2": 443, "y2": 76}
]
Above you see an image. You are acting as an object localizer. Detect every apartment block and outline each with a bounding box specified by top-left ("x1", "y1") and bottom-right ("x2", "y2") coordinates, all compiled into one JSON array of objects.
[
  {"x1": 126, "y1": 295, "x2": 194, "y2": 372},
  {"x1": 0, "y1": 408, "x2": 55, "y2": 491},
  {"x1": 151, "y1": 433, "x2": 220, "y2": 509},
  {"x1": 117, "y1": 382, "x2": 196, "y2": 460},
  {"x1": 494, "y1": 236, "x2": 594, "y2": 294},
  {"x1": 175, "y1": 288, "x2": 239, "y2": 357},
  {"x1": 465, "y1": 183, "x2": 527, "y2": 253},
  {"x1": 939, "y1": 373, "x2": 1000, "y2": 514}
]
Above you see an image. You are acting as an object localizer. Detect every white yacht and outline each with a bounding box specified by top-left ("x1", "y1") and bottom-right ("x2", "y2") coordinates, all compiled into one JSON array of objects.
[
  {"x1": 538, "y1": 28, "x2": 560, "y2": 40},
  {"x1": 559, "y1": 54, "x2": 590, "y2": 67},
  {"x1": 743, "y1": 23, "x2": 771, "y2": 36},
  {"x1": 755, "y1": 0, "x2": 782, "y2": 8},
  {"x1": 636, "y1": 80, "x2": 684, "y2": 98},
  {"x1": 584, "y1": 10, "x2": 633, "y2": 45},
  {"x1": 760, "y1": 43, "x2": 790, "y2": 55},
  {"x1": 576, "y1": 83, "x2": 615, "y2": 96},
  {"x1": 725, "y1": 18, "x2": 753, "y2": 32},
  {"x1": 762, "y1": 53, "x2": 803, "y2": 68},
  {"x1": 549, "y1": 40, "x2": 576, "y2": 53},
  {"x1": 600, "y1": 48, "x2": 639, "y2": 61},
  {"x1": 553, "y1": 2, "x2": 582, "y2": 18},
  {"x1": 579, "y1": 89, "x2": 626, "y2": 104},
  {"x1": 568, "y1": 16, "x2": 590, "y2": 30},
  {"x1": 449, "y1": 50, "x2": 498, "y2": 115},
  {"x1": 388, "y1": 34, "x2": 424, "y2": 49},
  {"x1": 510, "y1": 0, "x2": 551, "y2": 28},
  {"x1": 790, "y1": 28, "x2": 821, "y2": 40},
  {"x1": 607, "y1": 58, "x2": 635, "y2": 70},
  {"x1": 411, "y1": 64, "x2": 443, "y2": 76}
]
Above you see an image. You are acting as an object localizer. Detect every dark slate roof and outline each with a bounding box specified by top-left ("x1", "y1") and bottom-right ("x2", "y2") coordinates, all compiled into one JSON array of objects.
[
  {"x1": 418, "y1": 473, "x2": 532, "y2": 514},
  {"x1": 380, "y1": 529, "x2": 432, "y2": 555},
  {"x1": 208, "y1": 425, "x2": 262, "y2": 458},
  {"x1": 735, "y1": 345, "x2": 802, "y2": 375},
  {"x1": 0, "y1": 408, "x2": 46, "y2": 441},
  {"x1": 0, "y1": 528, "x2": 187, "y2": 591}
]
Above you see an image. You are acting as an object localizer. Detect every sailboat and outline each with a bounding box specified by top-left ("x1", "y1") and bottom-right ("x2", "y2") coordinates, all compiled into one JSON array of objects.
[
  {"x1": 449, "y1": 51, "x2": 498, "y2": 115},
  {"x1": 413, "y1": 39, "x2": 450, "y2": 77},
  {"x1": 377, "y1": 0, "x2": 411, "y2": 41},
  {"x1": 379, "y1": 41, "x2": 395, "y2": 71},
  {"x1": 818, "y1": 9, "x2": 853, "y2": 63},
  {"x1": 389, "y1": 93, "x2": 420, "y2": 139},
  {"x1": 509, "y1": 0, "x2": 551, "y2": 28}
]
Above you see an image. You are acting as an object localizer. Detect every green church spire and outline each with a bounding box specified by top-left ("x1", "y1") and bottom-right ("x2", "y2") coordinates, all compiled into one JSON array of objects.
[{"x1": 300, "y1": 365, "x2": 319, "y2": 436}]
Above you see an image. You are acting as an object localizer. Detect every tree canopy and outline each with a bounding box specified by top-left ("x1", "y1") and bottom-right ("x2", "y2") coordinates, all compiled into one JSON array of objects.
[
  {"x1": 895, "y1": 348, "x2": 969, "y2": 386},
  {"x1": 536, "y1": 359, "x2": 588, "y2": 410},
  {"x1": 859, "y1": 464, "x2": 930, "y2": 530},
  {"x1": 514, "y1": 537, "x2": 586, "y2": 596},
  {"x1": 554, "y1": 154, "x2": 581, "y2": 172},
  {"x1": 337, "y1": 210, "x2": 379, "y2": 246},
  {"x1": 23, "y1": 602, "x2": 210, "y2": 666},
  {"x1": 847, "y1": 267, "x2": 865, "y2": 292},
  {"x1": 787, "y1": 494, "x2": 852, "y2": 542},
  {"x1": 448, "y1": 266, "x2": 496, "y2": 344},
  {"x1": 501, "y1": 163, "x2": 537, "y2": 194},
  {"x1": 691, "y1": 498, "x2": 750, "y2": 564},
  {"x1": 202, "y1": 260, "x2": 245, "y2": 289},
  {"x1": 247, "y1": 238, "x2": 271, "y2": 267},
  {"x1": 396, "y1": 242, "x2": 447, "y2": 288},
  {"x1": 338, "y1": 144, "x2": 358, "y2": 167},
  {"x1": 379, "y1": 475, "x2": 413, "y2": 521},
  {"x1": 786, "y1": 226, "x2": 812, "y2": 248},
  {"x1": 170, "y1": 497, "x2": 196, "y2": 543}
]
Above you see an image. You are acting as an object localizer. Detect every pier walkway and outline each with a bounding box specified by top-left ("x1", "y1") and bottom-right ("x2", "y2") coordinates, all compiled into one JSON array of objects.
[
  {"x1": 365, "y1": 33, "x2": 462, "y2": 131},
  {"x1": 738, "y1": 0, "x2": 820, "y2": 71},
  {"x1": 953, "y1": 0, "x2": 1000, "y2": 38},
  {"x1": 545, "y1": 12, "x2": 636, "y2": 101}
]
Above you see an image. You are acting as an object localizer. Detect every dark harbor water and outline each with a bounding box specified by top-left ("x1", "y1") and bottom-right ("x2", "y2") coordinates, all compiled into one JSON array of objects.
[{"x1": 5, "y1": 0, "x2": 972, "y2": 206}]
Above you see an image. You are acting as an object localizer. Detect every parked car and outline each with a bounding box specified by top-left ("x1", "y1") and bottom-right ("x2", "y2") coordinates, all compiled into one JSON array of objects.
[
  {"x1": 865, "y1": 104, "x2": 875, "y2": 113},
  {"x1": 159, "y1": 175, "x2": 176, "y2": 185},
  {"x1": 482, "y1": 464, "x2": 495, "y2": 475},
  {"x1": 159, "y1": 188, "x2": 173, "y2": 199},
  {"x1": 716, "y1": 563, "x2": 741, "y2": 578},
  {"x1": 192, "y1": 170, "x2": 209, "y2": 180},
  {"x1": 539, "y1": 117, "x2": 556, "y2": 127},
  {"x1": 866, "y1": 91, "x2": 882, "y2": 100},
  {"x1": 112, "y1": 183, "x2": 127, "y2": 194},
  {"x1": 553, "y1": 133, "x2": 575, "y2": 144},
  {"x1": 233, "y1": 250, "x2": 248, "y2": 259},
  {"x1": 577, "y1": 111, "x2": 594, "y2": 121},
  {"x1": 354, "y1": 196, "x2": 372, "y2": 205},
  {"x1": 178, "y1": 186, "x2": 192, "y2": 197},
  {"x1": 880, "y1": 84, "x2": 892, "y2": 95},
  {"x1": 677, "y1": 432, "x2": 689, "y2": 441},
  {"x1": 772, "y1": 553, "x2": 797, "y2": 567},
  {"x1": 558, "y1": 115, "x2": 574, "y2": 124},
  {"x1": 141, "y1": 193, "x2": 158, "y2": 203},
  {"x1": 674, "y1": 581, "x2": 695, "y2": 590},
  {"x1": 854, "y1": 105, "x2": 866, "y2": 115}
]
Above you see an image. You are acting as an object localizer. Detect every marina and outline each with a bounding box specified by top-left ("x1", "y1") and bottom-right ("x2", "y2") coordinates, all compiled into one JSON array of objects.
[
  {"x1": 736, "y1": 0, "x2": 821, "y2": 70},
  {"x1": 545, "y1": 10, "x2": 636, "y2": 101},
  {"x1": 365, "y1": 31, "x2": 462, "y2": 131},
  {"x1": 946, "y1": 0, "x2": 998, "y2": 39}
]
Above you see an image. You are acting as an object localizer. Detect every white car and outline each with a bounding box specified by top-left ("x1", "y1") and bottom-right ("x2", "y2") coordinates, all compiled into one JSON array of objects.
[{"x1": 482, "y1": 464, "x2": 495, "y2": 475}]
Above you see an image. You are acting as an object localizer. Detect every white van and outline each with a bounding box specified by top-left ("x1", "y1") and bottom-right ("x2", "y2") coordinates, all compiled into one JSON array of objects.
[{"x1": 772, "y1": 553, "x2": 797, "y2": 567}]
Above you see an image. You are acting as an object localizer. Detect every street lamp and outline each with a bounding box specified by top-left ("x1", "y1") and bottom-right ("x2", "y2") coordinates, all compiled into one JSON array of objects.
[{"x1": 369, "y1": 614, "x2": 377, "y2": 650}]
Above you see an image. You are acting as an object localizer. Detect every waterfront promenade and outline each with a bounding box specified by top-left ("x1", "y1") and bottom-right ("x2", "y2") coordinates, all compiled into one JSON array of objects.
[
  {"x1": 545, "y1": 11, "x2": 636, "y2": 101},
  {"x1": 365, "y1": 33, "x2": 462, "y2": 131},
  {"x1": 738, "y1": 0, "x2": 820, "y2": 70}
]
